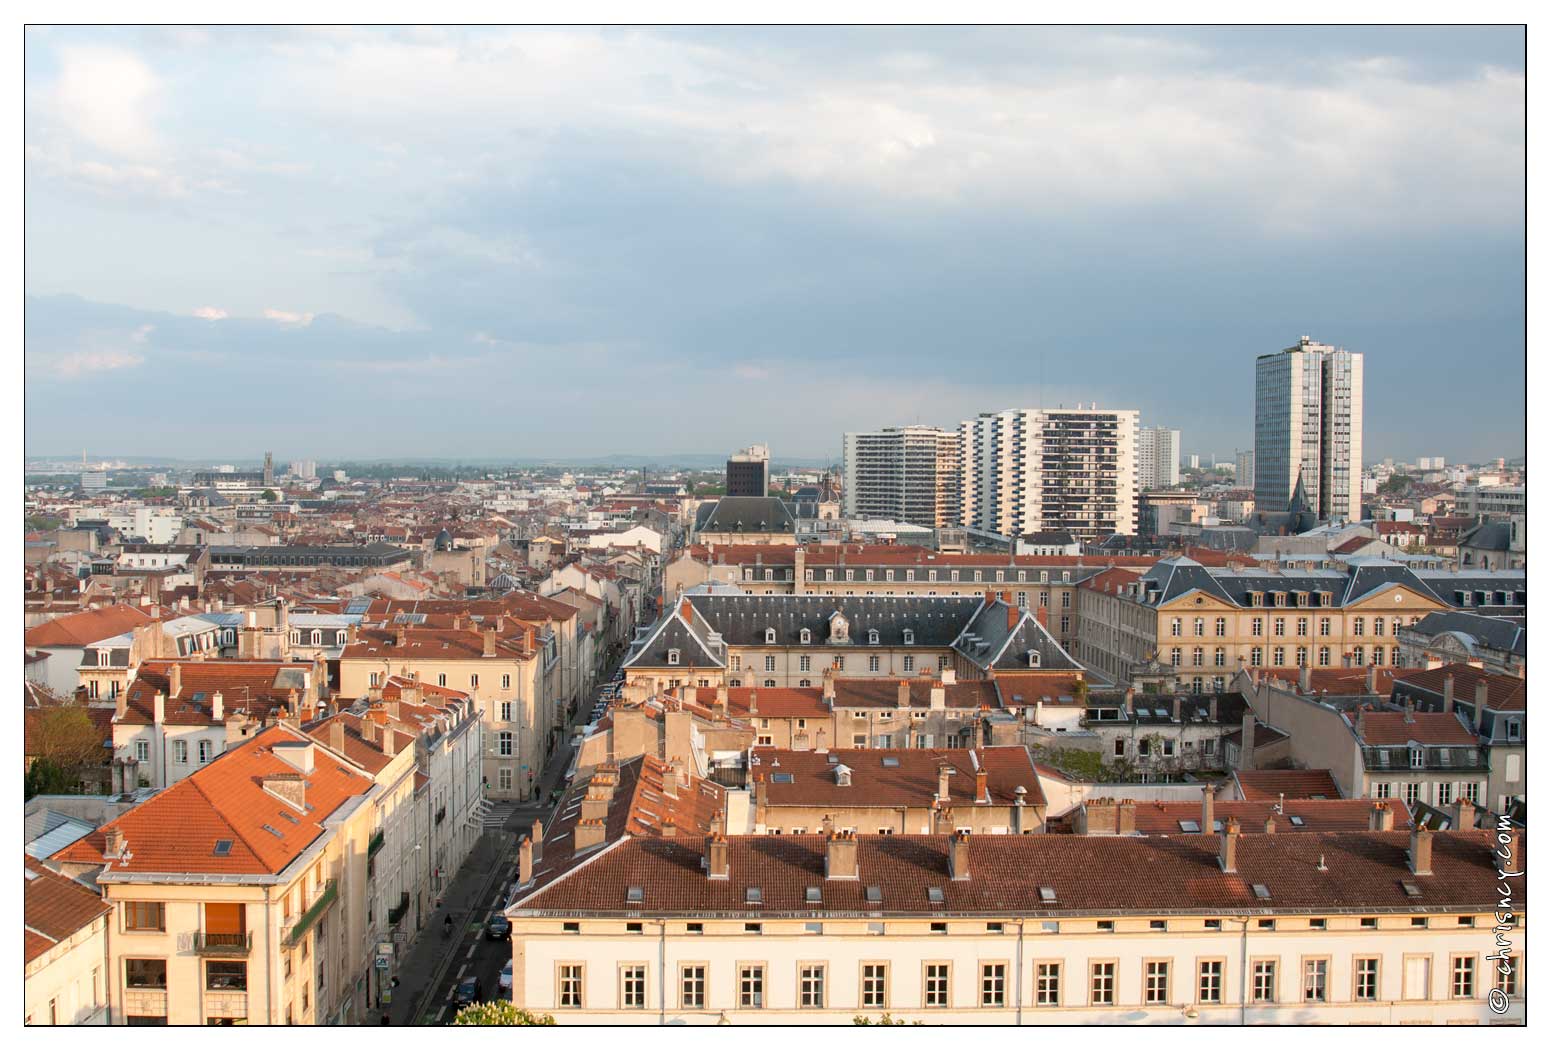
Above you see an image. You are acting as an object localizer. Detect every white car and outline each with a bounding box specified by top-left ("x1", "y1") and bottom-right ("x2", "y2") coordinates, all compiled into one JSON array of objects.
[{"x1": 499, "y1": 960, "x2": 513, "y2": 995}]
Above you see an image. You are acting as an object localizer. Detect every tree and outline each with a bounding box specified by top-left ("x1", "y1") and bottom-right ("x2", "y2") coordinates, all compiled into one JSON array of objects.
[
  {"x1": 452, "y1": 1002, "x2": 556, "y2": 1026},
  {"x1": 853, "y1": 1013, "x2": 921, "y2": 1025},
  {"x1": 27, "y1": 704, "x2": 105, "y2": 770},
  {"x1": 261, "y1": 489, "x2": 279, "y2": 502},
  {"x1": 1378, "y1": 474, "x2": 1414, "y2": 496}
]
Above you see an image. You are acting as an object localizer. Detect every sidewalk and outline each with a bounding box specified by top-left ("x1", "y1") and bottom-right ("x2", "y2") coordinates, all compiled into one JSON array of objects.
[{"x1": 387, "y1": 831, "x2": 509, "y2": 1026}]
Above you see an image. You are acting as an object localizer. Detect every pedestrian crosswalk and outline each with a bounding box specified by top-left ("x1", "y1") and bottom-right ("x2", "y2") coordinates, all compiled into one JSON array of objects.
[{"x1": 481, "y1": 802, "x2": 518, "y2": 832}]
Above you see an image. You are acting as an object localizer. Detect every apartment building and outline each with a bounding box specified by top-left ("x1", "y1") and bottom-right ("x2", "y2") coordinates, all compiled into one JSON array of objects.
[
  {"x1": 1254, "y1": 337, "x2": 1364, "y2": 523},
  {"x1": 1075, "y1": 556, "x2": 1524, "y2": 691},
  {"x1": 1135, "y1": 427, "x2": 1181, "y2": 491},
  {"x1": 1391, "y1": 665, "x2": 1526, "y2": 815},
  {"x1": 959, "y1": 406, "x2": 1139, "y2": 540},
  {"x1": 505, "y1": 825, "x2": 1523, "y2": 1024},
  {"x1": 51, "y1": 726, "x2": 381, "y2": 1025},
  {"x1": 24, "y1": 856, "x2": 112, "y2": 1025},
  {"x1": 842, "y1": 426, "x2": 963, "y2": 528}
]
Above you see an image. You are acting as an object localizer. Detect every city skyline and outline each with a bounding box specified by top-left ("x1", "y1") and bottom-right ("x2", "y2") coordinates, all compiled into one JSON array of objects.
[{"x1": 24, "y1": 27, "x2": 1525, "y2": 461}]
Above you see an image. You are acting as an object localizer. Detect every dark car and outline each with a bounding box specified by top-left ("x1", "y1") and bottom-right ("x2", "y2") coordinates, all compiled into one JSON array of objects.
[
  {"x1": 485, "y1": 915, "x2": 511, "y2": 940},
  {"x1": 453, "y1": 975, "x2": 482, "y2": 1007}
]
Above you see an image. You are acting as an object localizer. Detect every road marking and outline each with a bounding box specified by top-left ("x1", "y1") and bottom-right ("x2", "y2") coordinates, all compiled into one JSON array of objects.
[
  {"x1": 455, "y1": 963, "x2": 468, "y2": 980},
  {"x1": 465, "y1": 943, "x2": 477, "y2": 960},
  {"x1": 435, "y1": 1006, "x2": 447, "y2": 1023}
]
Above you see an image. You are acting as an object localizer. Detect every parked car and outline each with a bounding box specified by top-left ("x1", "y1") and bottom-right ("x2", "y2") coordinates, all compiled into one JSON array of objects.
[
  {"x1": 486, "y1": 915, "x2": 511, "y2": 940},
  {"x1": 499, "y1": 961, "x2": 513, "y2": 994},
  {"x1": 453, "y1": 975, "x2": 482, "y2": 1007}
]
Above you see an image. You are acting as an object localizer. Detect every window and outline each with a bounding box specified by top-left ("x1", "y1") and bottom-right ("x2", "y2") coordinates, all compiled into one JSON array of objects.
[
  {"x1": 498, "y1": 732, "x2": 513, "y2": 756},
  {"x1": 1295, "y1": 647, "x2": 1307, "y2": 667},
  {"x1": 1302, "y1": 958, "x2": 1328, "y2": 1002},
  {"x1": 206, "y1": 961, "x2": 247, "y2": 991},
  {"x1": 1191, "y1": 647, "x2": 1203, "y2": 667},
  {"x1": 739, "y1": 965, "x2": 765, "y2": 1008},
  {"x1": 1318, "y1": 646, "x2": 1331, "y2": 667},
  {"x1": 800, "y1": 964, "x2": 825, "y2": 1008},
  {"x1": 764, "y1": 656, "x2": 776, "y2": 672},
  {"x1": 1249, "y1": 647, "x2": 1263, "y2": 667},
  {"x1": 1169, "y1": 648, "x2": 1181, "y2": 667},
  {"x1": 620, "y1": 964, "x2": 647, "y2": 1008},
  {"x1": 1319, "y1": 617, "x2": 1332, "y2": 637},
  {"x1": 1273, "y1": 617, "x2": 1285, "y2": 637},
  {"x1": 1198, "y1": 960, "x2": 1223, "y2": 1004},
  {"x1": 1494, "y1": 956, "x2": 1520, "y2": 998},
  {"x1": 437, "y1": 674, "x2": 447, "y2": 687},
  {"x1": 981, "y1": 963, "x2": 1006, "y2": 1007},
  {"x1": 667, "y1": 649, "x2": 681, "y2": 666},
  {"x1": 1145, "y1": 961, "x2": 1170, "y2": 1004},
  {"x1": 125, "y1": 958, "x2": 168, "y2": 989},
  {"x1": 501, "y1": 674, "x2": 511, "y2": 690},
  {"x1": 1355, "y1": 958, "x2": 1379, "y2": 1000},
  {"x1": 124, "y1": 901, "x2": 165, "y2": 932},
  {"x1": 1214, "y1": 617, "x2": 1226, "y2": 637},
  {"x1": 1213, "y1": 647, "x2": 1226, "y2": 667},
  {"x1": 1353, "y1": 616, "x2": 1365, "y2": 636},
  {"x1": 498, "y1": 767, "x2": 513, "y2": 791},
  {"x1": 135, "y1": 740, "x2": 150, "y2": 763},
  {"x1": 765, "y1": 628, "x2": 777, "y2": 644},
  {"x1": 1090, "y1": 962, "x2": 1116, "y2": 1005},
  {"x1": 1296, "y1": 617, "x2": 1308, "y2": 636},
  {"x1": 1192, "y1": 617, "x2": 1205, "y2": 637},
  {"x1": 369, "y1": 672, "x2": 380, "y2": 688},
  {"x1": 867, "y1": 655, "x2": 880, "y2": 672},
  {"x1": 1451, "y1": 955, "x2": 1475, "y2": 999},
  {"x1": 172, "y1": 739, "x2": 188, "y2": 765},
  {"x1": 559, "y1": 964, "x2": 583, "y2": 1007},
  {"x1": 500, "y1": 701, "x2": 512, "y2": 722},
  {"x1": 925, "y1": 963, "x2": 951, "y2": 1007},
  {"x1": 862, "y1": 963, "x2": 888, "y2": 1008},
  {"x1": 1251, "y1": 617, "x2": 1263, "y2": 637},
  {"x1": 1273, "y1": 646, "x2": 1285, "y2": 666},
  {"x1": 1036, "y1": 962, "x2": 1061, "y2": 1006},
  {"x1": 903, "y1": 655, "x2": 915, "y2": 672},
  {"x1": 1252, "y1": 960, "x2": 1277, "y2": 1003},
  {"x1": 799, "y1": 655, "x2": 811, "y2": 672}
]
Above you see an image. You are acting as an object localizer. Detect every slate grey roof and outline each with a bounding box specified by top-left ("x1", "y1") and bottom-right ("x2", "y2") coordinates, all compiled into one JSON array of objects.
[
  {"x1": 1459, "y1": 521, "x2": 1514, "y2": 552},
  {"x1": 1021, "y1": 530, "x2": 1077, "y2": 546},
  {"x1": 1136, "y1": 557, "x2": 1526, "y2": 613},
  {"x1": 685, "y1": 594, "x2": 977, "y2": 647},
  {"x1": 696, "y1": 496, "x2": 797, "y2": 534},
  {"x1": 1408, "y1": 610, "x2": 1527, "y2": 658},
  {"x1": 950, "y1": 598, "x2": 1083, "y2": 672}
]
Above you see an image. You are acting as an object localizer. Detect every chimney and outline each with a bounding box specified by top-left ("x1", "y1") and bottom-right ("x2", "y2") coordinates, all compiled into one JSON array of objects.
[
  {"x1": 574, "y1": 817, "x2": 607, "y2": 851},
  {"x1": 1403, "y1": 698, "x2": 1415, "y2": 725},
  {"x1": 941, "y1": 667, "x2": 956, "y2": 686},
  {"x1": 531, "y1": 820, "x2": 544, "y2": 863},
  {"x1": 1237, "y1": 710, "x2": 1256, "y2": 770},
  {"x1": 152, "y1": 690, "x2": 165, "y2": 726},
  {"x1": 933, "y1": 803, "x2": 955, "y2": 835},
  {"x1": 1208, "y1": 695, "x2": 1219, "y2": 723},
  {"x1": 211, "y1": 691, "x2": 223, "y2": 721},
  {"x1": 1453, "y1": 797, "x2": 1475, "y2": 831},
  {"x1": 1117, "y1": 799, "x2": 1137, "y2": 835},
  {"x1": 748, "y1": 690, "x2": 759, "y2": 716},
  {"x1": 974, "y1": 768, "x2": 989, "y2": 804},
  {"x1": 167, "y1": 663, "x2": 182, "y2": 699},
  {"x1": 1299, "y1": 665, "x2": 1311, "y2": 693},
  {"x1": 1124, "y1": 688, "x2": 1136, "y2": 716},
  {"x1": 1443, "y1": 674, "x2": 1455, "y2": 709},
  {"x1": 948, "y1": 830, "x2": 971, "y2": 881},
  {"x1": 1006, "y1": 603, "x2": 1019, "y2": 632},
  {"x1": 104, "y1": 828, "x2": 125, "y2": 859},
  {"x1": 715, "y1": 686, "x2": 728, "y2": 718},
  {"x1": 1171, "y1": 696, "x2": 1182, "y2": 722},
  {"x1": 1370, "y1": 801, "x2": 1395, "y2": 832},
  {"x1": 262, "y1": 772, "x2": 306, "y2": 811},
  {"x1": 482, "y1": 628, "x2": 497, "y2": 657},
  {"x1": 1220, "y1": 816, "x2": 1241, "y2": 873},
  {"x1": 1201, "y1": 783, "x2": 1216, "y2": 833},
  {"x1": 1474, "y1": 678, "x2": 1490, "y2": 710},
  {"x1": 329, "y1": 719, "x2": 347, "y2": 755},
  {"x1": 822, "y1": 667, "x2": 836, "y2": 703},
  {"x1": 825, "y1": 830, "x2": 859, "y2": 880},
  {"x1": 1500, "y1": 831, "x2": 1522, "y2": 875},
  {"x1": 518, "y1": 836, "x2": 533, "y2": 884},
  {"x1": 114, "y1": 690, "x2": 127, "y2": 721},
  {"x1": 1263, "y1": 814, "x2": 1277, "y2": 834},
  {"x1": 937, "y1": 764, "x2": 953, "y2": 803},
  {"x1": 661, "y1": 818, "x2": 676, "y2": 838},
  {"x1": 380, "y1": 729, "x2": 398, "y2": 757},
  {"x1": 1035, "y1": 605, "x2": 1049, "y2": 629},
  {"x1": 754, "y1": 773, "x2": 768, "y2": 816},
  {"x1": 930, "y1": 683, "x2": 946, "y2": 710},
  {"x1": 707, "y1": 831, "x2": 730, "y2": 879},
  {"x1": 897, "y1": 681, "x2": 911, "y2": 709},
  {"x1": 581, "y1": 782, "x2": 613, "y2": 823},
  {"x1": 1409, "y1": 826, "x2": 1433, "y2": 876},
  {"x1": 1365, "y1": 663, "x2": 1378, "y2": 694}
]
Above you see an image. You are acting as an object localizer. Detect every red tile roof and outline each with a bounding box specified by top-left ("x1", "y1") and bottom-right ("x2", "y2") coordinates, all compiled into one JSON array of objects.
[
  {"x1": 750, "y1": 746, "x2": 1044, "y2": 809},
  {"x1": 24, "y1": 605, "x2": 154, "y2": 647},
  {"x1": 681, "y1": 686, "x2": 828, "y2": 720},
  {"x1": 512, "y1": 829, "x2": 1516, "y2": 916},
  {"x1": 1357, "y1": 711, "x2": 1479, "y2": 747},
  {"x1": 1234, "y1": 769, "x2": 1345, "y2": 801},
  {"x1": 52, "y1": 725, "x2": 374, "y2": 876},
  {"x1": 1122, "y1": 798, "x2": 1412, "y2": 835},
  {"x1": 830, "y1": 677, "x2": 1002, "y2": 710},
  {"x1": 118, "y1": 660, "x2": 311, "y2": 726},
  {"x1": 24, "y1": 856, "x2": 111, "y2": 962},
  {"x1": 1394, "y1": 664, "x2": 1526, "y2": 712}
]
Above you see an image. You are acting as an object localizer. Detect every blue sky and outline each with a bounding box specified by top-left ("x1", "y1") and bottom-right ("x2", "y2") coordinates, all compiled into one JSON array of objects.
[{"x1": 24, "y1": 26, "x2": 1525, "y2": 463}]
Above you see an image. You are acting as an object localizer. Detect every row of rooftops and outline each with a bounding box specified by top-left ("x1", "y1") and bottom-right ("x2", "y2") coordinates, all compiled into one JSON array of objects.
[{"x1": 1129, "y1": 556, "x2": 1526, "y2": 611}]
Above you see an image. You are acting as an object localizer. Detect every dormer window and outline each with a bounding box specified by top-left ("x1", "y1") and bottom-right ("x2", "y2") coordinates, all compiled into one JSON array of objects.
[
  {"x1": 310, "y1": 630, "x2": 323, "y2": 645},
  {"x1": 765, "y1": 628, "x2": 777, "y2": 644},
  {"x1": 1028, "y1": 651, "x2": 1041, "y2": 668},
  {"x1": 667, "y1": 649, "x2": 681, "y2": 666},
  {"x1": 335, "y1": 631, "x2": 346, "y2": 646},
  {"x1": 868, "y1": 629, "x2": 880, "y2": 645},
  {"x1": 800, "y1": 628, "x2": 812, "y2": 645},
  {"x1": 290, "y1": 631, "x2": 301, "y2": 644},
  {"x1": 903, "y1": 629, "x2": 915, "y2": 645}
]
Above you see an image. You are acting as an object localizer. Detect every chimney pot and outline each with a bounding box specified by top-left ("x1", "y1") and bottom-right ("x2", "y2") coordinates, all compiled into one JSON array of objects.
[
  {"x1": 937, "y1": 764, "x2": 952, "y2": 803},
  {"x1": 825, "y1": 830, "x2": 859, "y2": 880},
  {"x1": 1220, "y1": 816, "x2": 1241, "y2": 873},
  {"x1": 974, "y1": 769, "x2": 989, "y2": 804},
  {"x1": 1370, "y1": 801, "x2": 1395, "y2": 832}
]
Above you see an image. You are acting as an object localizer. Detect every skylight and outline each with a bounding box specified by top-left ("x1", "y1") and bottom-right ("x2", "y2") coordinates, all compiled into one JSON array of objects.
[
  {"x1": 1039, "y1": 886, "x2": 1057, "y2": 903},
  {"x1": 927, "y1": 887, "x2": 945, "y2": 903},
  {"x1": 771, "y1": 773, "x2": 794, "y2": 784},
  {"x1": 1178, "y1": 820, "x2": 1201, "y2": 833},
  {"x1": 625, "y1": 886, "x2": 644, "y2": 903},
  {"x1": 805, "y1": 887, "x2": 822, "y2": 903},
  {"x1": 881, "y1": 757, "x2": 900, "y2": 768},
  {"x1": 746, "y1": 887, "x2": 763, "y2": 904},
  {"x1": 1401, "y1": 881, "x2": 1423, "y2": 898},
  {"x1": 865, "y1": 886, "x2": 883, "y2": 903},
  {"x1": 212, "y1": 840, "x2": 233, "y2": 856},
  {"x1": 1252, "y1": 884, "x2": 1272, "y2": 899}
]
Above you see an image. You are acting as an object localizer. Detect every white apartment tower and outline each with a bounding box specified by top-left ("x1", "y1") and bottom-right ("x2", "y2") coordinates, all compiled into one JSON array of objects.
[
  {"x1": 958, "y1": 406, "x2": 1139, "y2": 540},
  {"x1": 1254, "y1": 336, "x2": 1364, "y2": 522},
  {"x1": 842, "y1": 427, "x2": 962, "y2": 528},
  {"x1": 1135, "y1": 426, "x2": 1181, "y2": 490}
]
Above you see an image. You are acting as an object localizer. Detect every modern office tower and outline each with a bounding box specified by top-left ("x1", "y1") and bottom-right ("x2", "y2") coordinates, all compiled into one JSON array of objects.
[
  {"x1": 958, "y1": 406, "x2": 1138, "y2": 540},
  {"x1": 1254, "y1": 336, "x2": 1364, "y2": 522},
  {"x1": 842, "y1": 426, "x2": 962, "y2": 527},
  {"x1": 725, "y1": 444, "x2": 770, "y2": 497},
  {"x1": 1236, "y1": 449, "x2": 1255, "y2": 485},
  {"x1": 1136, "y1": 427, "x2": 1181, "y2": 490}
]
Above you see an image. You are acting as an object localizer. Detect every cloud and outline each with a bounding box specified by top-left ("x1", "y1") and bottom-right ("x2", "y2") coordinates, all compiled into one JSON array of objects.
[
  {"x1": 45, "y1": 45, "x2": 162, "y2": 158},
  {"x1": 191, "y1": 306, "x2": 228, "y2": 320},
  {"x1": 33, "y1": 348, "x2": 145, "y2": 380},
  {"x1": 733, "y1": 363, "x2": 772, "y2": 381},
  {"x1": 263, "y1": 308, "x2": 315, "y2": 324}
]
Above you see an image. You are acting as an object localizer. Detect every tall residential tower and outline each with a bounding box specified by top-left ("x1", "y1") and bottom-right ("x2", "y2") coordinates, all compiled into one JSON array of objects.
[
  {"x1": 1254, "y1": 336, "x2": 1364, "y2": 522},
  {"x1": 841, "y1": 426, "x2": 962, "y2": 528},
  {"x1": 1135, "y1": 426, "x2": 1181, "y2": 490}
]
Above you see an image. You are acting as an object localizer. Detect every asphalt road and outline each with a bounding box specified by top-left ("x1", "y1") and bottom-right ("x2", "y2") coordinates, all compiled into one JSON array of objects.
[{"x1": 424, "y1": 857, "x2": 520, "y2": 1024}]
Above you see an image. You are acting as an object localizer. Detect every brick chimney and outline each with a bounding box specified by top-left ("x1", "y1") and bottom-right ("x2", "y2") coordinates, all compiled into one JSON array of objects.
[
  {"x1": 518, "y1": 836, "x2": 533, "y2": 884},
  {"x1": 825, "y1": 829, "x2": 858, "y2": 880},
  {"x1": 974, "y1": 768, "x2": 989, "y2": 804},
  {"x1": 1370, "y1": 801, "x2": 1395, "y2": 832},
  {"x1": 1237, "y1": 710, "x2": 1256, "y2": 770},
  {"x1": 948, "y1": 830, "x2": 971, "y2": 881},
  {"x1": 1474, "y1": 678, "x2": 1490, "y2": 710},
  {"x1": 933, "y1": 803, "x2": 954, "y2": 835},
  {"x1": 896, "y1": 681, "x2": 911, "y2": 709},
  {"x1": 1443, "y1": 674, "x2": 1455, "y2": 708},
  {"x1": 754, "y1": 773, "x2": 768, "y2": 825},
  {"x1": 531, "y1": 820, "x2": 544, "y2": 863},
  {"x1": 1035, "y1": 605, "x2": 1049, "y2": 629},
  {"x1": 1263, "y1": 814, "x2": 1277, "y2": 834},
  {"x1": 1219, "y1": 816, "x2": 1241, "y2": 873},
  {"x1": 167, "y1": 663, "x2": 182, "y2": 699},
  {"x1": 1117, "y1": 798, "x2": 1136, "y2": 835},
  {"x1": 114, "y1": 690, "x2": 127, "y2": 721},
  {"x1": 937, "y1": 764, "x2": 953, "y2": 803},
  {"x1": 1453, "y1": 797, "x2": 1475, "y2": 831},
  {"x1": 1408, "y1": 826, "x2": 1434, "y2": 875},
  {"x1": 1006, "y1": 603, "x2": 1019, "y2": 632},
  {"x1": 574, "y1": 817, "x2": 607, "y2": 851},
  {"x1": 707, "y1": 831, "x2": 729, "y2": 880},
  {"x1": 329, "y1": 719, "x2": 346, "y2": 755},
  {"x1": 104, "y1": 827, "x2": 126, "y2": 859}
]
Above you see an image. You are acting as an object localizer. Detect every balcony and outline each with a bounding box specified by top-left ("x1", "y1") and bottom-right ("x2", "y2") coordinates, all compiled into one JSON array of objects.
[
  {"x1": 368, "y1": 828, "x2": 386, "y2": 858},
  {"x1": 283, "y1": 880, "x2": 338, "y2": 947},
  {"x1": 387, "y1": 891, "x2": 410, "y2": 927},
  {"x1": 193, "y1": 932, "x2": 253, "y2": 956},
  {"x1": 435, "y1": 806, "x2": 447, "y2": 826}
]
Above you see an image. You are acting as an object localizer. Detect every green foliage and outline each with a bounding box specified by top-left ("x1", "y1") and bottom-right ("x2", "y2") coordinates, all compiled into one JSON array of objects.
[
  {"x1": 25, "y1": 515, "x2": 63, "y2": 532},
  {"x1": 1030, "y1": 744, "x2": 1135, "y2": 783},
  {"x1": 260, "y1": 489, "x2": 279, "y2": 502},
  {"x1": 25, "y1": 758, "x2": 79, "y2": 799},
  {"x1": 853, "y1": 1013, "x2": 921, "y2": 1025},
  {"x1": 451, "y1": 1001, "x2": 556, "y2": 1025},
  {"x1": 136, "y1": 486, "x2": 178, "y2": 499},
  {"x1": 1378, "y1": 474, "x2": 1414, "y2": 496}
]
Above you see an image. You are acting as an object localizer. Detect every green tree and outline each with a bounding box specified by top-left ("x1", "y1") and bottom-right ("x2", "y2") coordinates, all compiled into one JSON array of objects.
[
  {"x1": 452, "y1": 1002, "x2": 556, "y2": 1025},
  {"x1": 853, "y1": 1013, "x2": 921, "y2": 1025},
  {"x1": 261, "y1": 489, "x2": 279, "y2": 502},
  {"x1": 25, "y1": 758, "x2": 80, "y2": 799}
]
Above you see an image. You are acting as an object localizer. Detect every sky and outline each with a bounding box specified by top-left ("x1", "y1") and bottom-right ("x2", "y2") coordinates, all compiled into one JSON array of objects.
[{"x1": 24, "y1": 26, "x2": 1525, "y2": 464}]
